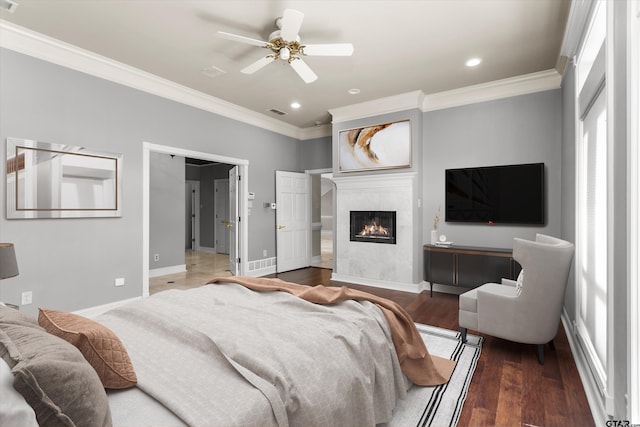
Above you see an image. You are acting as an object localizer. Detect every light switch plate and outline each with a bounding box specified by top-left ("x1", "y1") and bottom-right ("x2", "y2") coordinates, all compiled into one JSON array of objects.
[{"x1": 21, "y1": 291, "x2": 32, "y2": 305}]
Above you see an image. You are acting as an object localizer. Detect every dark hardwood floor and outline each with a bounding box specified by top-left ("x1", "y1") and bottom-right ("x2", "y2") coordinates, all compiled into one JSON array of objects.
[{"x1": 267, "y1": 267, "x2": 594, "y2": 427}]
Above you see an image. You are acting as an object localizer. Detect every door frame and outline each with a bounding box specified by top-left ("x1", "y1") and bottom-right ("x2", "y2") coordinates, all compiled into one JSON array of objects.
[{"x1": 142, "y1": 142, "x2": 249, "y2": 297}]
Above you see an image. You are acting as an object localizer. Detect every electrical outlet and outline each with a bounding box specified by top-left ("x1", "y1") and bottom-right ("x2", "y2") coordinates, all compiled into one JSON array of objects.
[
  {"x1": 21, "y1": 291, "x2": 32, "y2": 305},
  {"x1": 263, "y1": 249, "x2": 267, "y2": 257},
  {"x1": 115, "y1": 278, "x2": 125, "y2": 287},
  {"x1": 154, "y1": 254, "x2": 160, "y2": 262}
]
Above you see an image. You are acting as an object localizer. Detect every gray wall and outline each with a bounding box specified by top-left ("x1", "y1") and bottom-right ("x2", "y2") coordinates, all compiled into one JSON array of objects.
[
  {"x1": 150, "y1": 152, "x2": 185, "y2": 269},
  {"x1": 301, "y1": 136, "x2": 332, "y2": 171},
  {"x1": 423, "y1": 90, "x2": 563, "y2": 250},
  {"x1": 0, "y1": 48, "x2": 317, "y2": 316}
]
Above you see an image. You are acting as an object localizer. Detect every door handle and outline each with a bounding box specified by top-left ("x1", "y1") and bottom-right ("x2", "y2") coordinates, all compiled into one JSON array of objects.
[{"x1": 277, "y1": 225, "x2": 286, "y2": 230}]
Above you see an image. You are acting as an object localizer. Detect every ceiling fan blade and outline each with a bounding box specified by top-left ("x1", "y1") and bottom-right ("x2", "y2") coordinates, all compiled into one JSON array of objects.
[
  {"x1": 241, "y1": 56, "x2": 274, "y2": 74},
  {"x1": 302, "y1": 43, "x2": 354, "y2": 56},
  {"x1": 280, "y1": 9, "x2": 304, "y2": 41},
  {"x1": 290, "y1": 58, "x2": 318, "y2": 83},
  {"x1": 217, "y1": 31, "x2": 268, "y2": 47}
]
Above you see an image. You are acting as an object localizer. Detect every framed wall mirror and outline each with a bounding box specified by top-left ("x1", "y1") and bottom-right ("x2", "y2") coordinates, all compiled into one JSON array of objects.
[{"x1": 6, "y1": 138, "x2": 122, "y2": 219}]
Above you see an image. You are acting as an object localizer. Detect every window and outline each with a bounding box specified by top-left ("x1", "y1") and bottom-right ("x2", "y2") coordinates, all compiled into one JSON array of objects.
[{"x1": 575, "y1": 0, "x2": 609, "y2": 399}]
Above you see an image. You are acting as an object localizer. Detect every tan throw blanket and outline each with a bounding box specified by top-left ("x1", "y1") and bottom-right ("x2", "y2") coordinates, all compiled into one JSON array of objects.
[{"x1": 207, "y1": 276, "x2": 455, "y2": 386}]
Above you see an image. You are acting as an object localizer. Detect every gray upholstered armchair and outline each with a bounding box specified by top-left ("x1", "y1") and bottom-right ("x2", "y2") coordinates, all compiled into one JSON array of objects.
[{"x1": 458, "y1": 234, "x2": 574, "y2": 364}]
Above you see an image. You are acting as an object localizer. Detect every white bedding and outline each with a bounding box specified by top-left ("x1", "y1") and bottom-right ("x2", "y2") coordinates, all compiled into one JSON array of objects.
[
  {"x1": 99, "y1": 282, "x2": 409, "y2": 427},
  {"x1": 108, "y1": 387, "x2": 186, "y2": 427}
]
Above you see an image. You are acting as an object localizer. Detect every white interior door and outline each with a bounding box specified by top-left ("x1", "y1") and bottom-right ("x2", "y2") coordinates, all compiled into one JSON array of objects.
[
  {"x1": 276, "y1": 171, "x2": 311, "y2": 273},
  {"x1": 214, "y1": 179, "x2": 229, "y2": 254},
  {"x1": 229, "y1": 167, "x2": 239, "y2": 275}
]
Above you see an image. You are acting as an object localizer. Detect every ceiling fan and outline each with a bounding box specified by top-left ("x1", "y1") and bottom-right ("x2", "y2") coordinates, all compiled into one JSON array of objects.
[{"x1": 217, "y1": 8, "x2": 354, "y2": 84}]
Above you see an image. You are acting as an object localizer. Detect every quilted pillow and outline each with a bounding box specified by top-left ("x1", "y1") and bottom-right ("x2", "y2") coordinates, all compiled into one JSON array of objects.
[
  {"x1": 0, "y1": 305, "x2": 112, "y2": 427},
  {"x1": 38, "y1": 308, "x2": 137, "y2": 389}
]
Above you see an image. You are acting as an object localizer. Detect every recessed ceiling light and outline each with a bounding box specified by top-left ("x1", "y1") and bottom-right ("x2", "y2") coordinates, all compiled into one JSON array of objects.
[
  {"x1": 0, "y1": 0, "x2": 19, "y2": 13},
  {"x1": 290, "y1": 102, "x2": 301, "y2": 109},
  {"x1": 348, "y1": 88, "x2": 360, "y2": 95},
  {"x1": 465, "y1": 57, "x2": 482, "y2": 67}
]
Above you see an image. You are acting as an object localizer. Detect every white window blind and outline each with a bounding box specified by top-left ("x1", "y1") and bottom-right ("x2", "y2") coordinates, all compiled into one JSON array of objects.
[
  {"x1": 577, "y1": 86, "x2": 608, "y2": 385},
  {"x1": 575, "y1": 0, "x2": 609, "y2": 399}
]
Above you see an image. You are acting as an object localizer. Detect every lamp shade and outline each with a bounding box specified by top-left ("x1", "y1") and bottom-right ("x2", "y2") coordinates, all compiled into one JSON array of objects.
[{"x1": 0, "y1": 243, "x2": 19, "y2": 279}]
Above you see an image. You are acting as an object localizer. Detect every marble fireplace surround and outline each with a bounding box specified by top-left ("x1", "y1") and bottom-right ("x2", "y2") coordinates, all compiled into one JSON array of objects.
[{"x1": 331, "y1": 172, "x2": 421, "y2": 293}]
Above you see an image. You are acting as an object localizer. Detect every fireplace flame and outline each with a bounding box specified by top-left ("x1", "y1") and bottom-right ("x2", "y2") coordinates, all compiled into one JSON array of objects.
[{"x1": 359, "y1": 221, "x2": 389, "y2": 237}]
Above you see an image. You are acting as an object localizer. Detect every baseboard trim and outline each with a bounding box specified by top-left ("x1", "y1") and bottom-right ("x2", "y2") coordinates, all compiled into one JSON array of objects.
[
  {"x1": 421, "y1": 281, "x2": 469, "y2": 295},
  {"x1": 331, "y1": 273, "x2": 421, "y2": 294},
  {"x1": 195, "y1": 246, "x2": 217, "y2": 254},
  {"x1": 560, "y1": 309, "x2": 606, "y2": 425},
  {"x1": 73, "y1": 296, "x2": 142, "y2": 318},
  {"x1": 149, "y1": 264, "x2": 186, "y2": 278}
]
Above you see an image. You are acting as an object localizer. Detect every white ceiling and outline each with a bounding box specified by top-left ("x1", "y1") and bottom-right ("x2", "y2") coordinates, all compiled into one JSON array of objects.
[{"x1": 0, "y1": 0, "x2": 571, "y2": 130}]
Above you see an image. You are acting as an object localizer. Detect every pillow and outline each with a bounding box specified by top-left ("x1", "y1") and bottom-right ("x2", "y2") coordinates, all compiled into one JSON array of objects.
[
  {"x1": 0, "y1": 305, "x2": 112, "y2": 427},
  {"x1": 516, "y1": 269, "x2": 524, "y2": 296},
  {"x1": 0, "y1": 356, "x2": 38, "y2": 427},
  {"x1": 38, "y1": 308, "x2": 137, "y2": 389}
]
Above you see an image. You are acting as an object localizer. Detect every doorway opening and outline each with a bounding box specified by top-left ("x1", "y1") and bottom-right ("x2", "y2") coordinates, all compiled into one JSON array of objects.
[
  {"x1": 182, "y1": 158, "x2": 235, "y2": 292},
  {"x1": 309, "y1": 170, "x2": 334, "y2": 270},
  {"x1": 142, "y1": 142, "x2": 248, "y2": 297}
]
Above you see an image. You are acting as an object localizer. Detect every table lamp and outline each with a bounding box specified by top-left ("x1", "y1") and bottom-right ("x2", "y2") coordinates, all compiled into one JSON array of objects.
[
  {"x1": 0, "y1": 243, "x2": 18, "y2": 279},
  {"x1": 0, "y1": 243, "x2": 19, "y2": 308}
]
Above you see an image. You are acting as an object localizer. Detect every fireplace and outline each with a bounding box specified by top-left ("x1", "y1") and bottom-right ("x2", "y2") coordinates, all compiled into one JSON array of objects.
[{"x1": 350, "y1": 211, "x2": 396, "y2": 244}]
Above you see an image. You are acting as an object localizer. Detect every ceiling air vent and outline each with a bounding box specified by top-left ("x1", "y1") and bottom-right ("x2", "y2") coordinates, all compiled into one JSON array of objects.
[
  {"x1": 200, "y1": 65, "x2": 226, "y2": 79},
  {"x1": 268, "y1": 108, "x2": 287, "y2": 116},
  {"x1": 0, "y1": 0, "x2": 19, "y2": 12}
]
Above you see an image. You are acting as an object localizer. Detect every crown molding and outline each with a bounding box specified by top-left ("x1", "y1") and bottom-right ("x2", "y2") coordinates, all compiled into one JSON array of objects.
[
  {"x1": 422, "y1": 69, "x2": 562, "y2": 112},
  {"x1": 559, "y1": 0, "x2": 596, "y2": 58},
  {"x1": 0, "y1": 20, "x2": 328, "y2": 140},
  {"x1": 297, "y1": 124, "x2": 331, "y2": 140},
  {"x1": 1, "y1": 20, "x2": 560, "y2": 139},
  {"x1": 329, "y1": 91, "x2": 424, "y2": 124},
  {"x1": 329, "y1": 70, "x2": 561, "y2": 123}
]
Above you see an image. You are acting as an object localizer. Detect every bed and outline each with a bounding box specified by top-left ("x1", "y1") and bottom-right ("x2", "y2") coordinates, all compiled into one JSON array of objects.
[{"x1": 0, "y1": 276, "x2": 455, "y2": 427}]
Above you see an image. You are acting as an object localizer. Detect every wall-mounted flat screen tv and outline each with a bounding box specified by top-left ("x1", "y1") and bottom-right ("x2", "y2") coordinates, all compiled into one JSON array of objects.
[{"x1": 445, "y1": 162, "x2": 545, "y2": 225}]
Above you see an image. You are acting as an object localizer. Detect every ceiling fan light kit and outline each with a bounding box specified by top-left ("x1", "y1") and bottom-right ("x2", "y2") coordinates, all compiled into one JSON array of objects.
[{"x1": 217, "y1": 8, "x2": 353, "y2": 84}]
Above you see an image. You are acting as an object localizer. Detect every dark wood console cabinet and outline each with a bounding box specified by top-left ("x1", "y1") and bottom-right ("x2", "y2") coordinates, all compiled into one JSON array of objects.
[{"x1": 423, "y1": 244, "x2": 521, "y2": 296}]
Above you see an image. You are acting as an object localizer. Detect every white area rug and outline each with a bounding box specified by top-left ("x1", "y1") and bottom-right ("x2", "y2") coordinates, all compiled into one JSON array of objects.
[{"x1": 386, "y1": 324, "x2": 483, "y2": 427}]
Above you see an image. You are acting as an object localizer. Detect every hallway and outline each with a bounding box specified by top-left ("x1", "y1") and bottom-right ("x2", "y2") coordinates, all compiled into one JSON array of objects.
[{"x1": 149, "y1": 251, "x2": 231, "y2": 294}]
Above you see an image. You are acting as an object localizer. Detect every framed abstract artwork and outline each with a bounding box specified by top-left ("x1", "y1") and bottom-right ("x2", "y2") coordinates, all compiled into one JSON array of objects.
[{"x1": 338, "y1": 119, "x2": 411, "y2": 172}]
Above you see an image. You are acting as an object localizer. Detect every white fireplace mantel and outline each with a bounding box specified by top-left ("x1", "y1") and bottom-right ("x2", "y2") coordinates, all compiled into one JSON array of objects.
[{"x1": 331, "y1": 172, "x2": 422, "y2": 293}]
